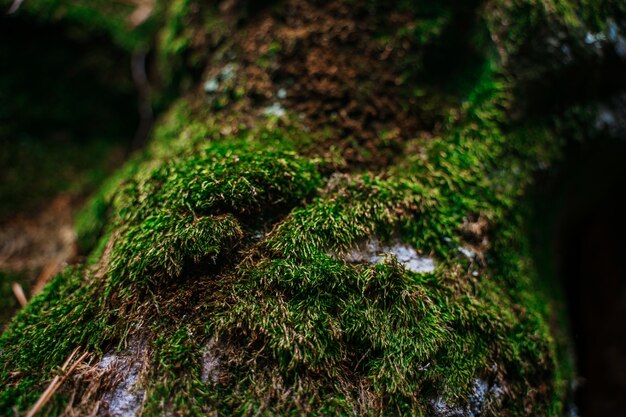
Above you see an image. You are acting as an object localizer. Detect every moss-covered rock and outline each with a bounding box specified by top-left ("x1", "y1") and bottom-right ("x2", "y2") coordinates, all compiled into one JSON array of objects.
[{"x1": 1, "y1": 0, "x2": 624, "y2": 415}]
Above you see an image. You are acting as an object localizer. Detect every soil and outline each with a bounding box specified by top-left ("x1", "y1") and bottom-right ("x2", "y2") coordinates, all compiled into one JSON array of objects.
[{"x1": 0, "y1": 194, "x2": 80, "y2": 297}]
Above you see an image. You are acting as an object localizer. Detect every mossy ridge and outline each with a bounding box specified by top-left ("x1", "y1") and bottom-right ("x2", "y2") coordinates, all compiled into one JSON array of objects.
[
  {"x1": 100, "y1": 53, "x2": 567, "y2": 417},
  {"x1": 89, "y1": 128, "x2": 324, "y2": 300},
  {"x1": 189, "y1": 63, "x2": 561, "y2": 415},
  {"x1": 73, "y1": 98, "x2": 206, "y2": 255},
  {"x1": 74, "y1": 95, "x2": 332, "y2": 256},
  {"x1": 165, "y1": 17, "x2": 588, "y2": 413},
  {"x1": 77, "y1": 142, "x2": 319, "y2": 248},
  {"x1": 0, "y1": 0, "x2": 615, "y2": 415},
  {"x1": 0, "y1": 117, "x2": 325, "y2": 414}
]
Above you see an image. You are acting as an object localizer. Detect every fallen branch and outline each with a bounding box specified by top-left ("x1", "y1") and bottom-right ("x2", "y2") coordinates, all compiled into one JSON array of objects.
[
  {"x1": 11, "y1": 282, "x2": 27, "y2": 307},
  {"x1": 7, "y1": 0, "x2": 24, "y2": 14}
]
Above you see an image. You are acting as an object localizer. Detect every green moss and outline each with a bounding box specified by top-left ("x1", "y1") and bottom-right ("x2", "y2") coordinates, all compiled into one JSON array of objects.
[
  {"x1": 190, "y1": 60, "x2": 562, "y2": 415},
  {"x1": 0, "y1": 267, "x2": 109, "y2": 414},
  {"x1": 0, "y1": 0, "x2": 614, "y2": 415}
]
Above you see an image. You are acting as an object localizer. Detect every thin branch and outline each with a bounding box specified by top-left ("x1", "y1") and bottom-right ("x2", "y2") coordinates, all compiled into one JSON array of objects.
[
  {"x1": 7, "y1": 0, "x2": 25, "y2": 14},
  {"x1": 26, "y1": 349, "x2": 89, "y2": 417},
  {"x1": 11, "y1": 282, "x2": 27, "y2": 307}
]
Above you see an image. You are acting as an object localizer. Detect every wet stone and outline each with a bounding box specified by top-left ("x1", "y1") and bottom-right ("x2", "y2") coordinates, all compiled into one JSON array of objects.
[{"x1": 343, "y1": 237, "x2": 435, "y2": 273}]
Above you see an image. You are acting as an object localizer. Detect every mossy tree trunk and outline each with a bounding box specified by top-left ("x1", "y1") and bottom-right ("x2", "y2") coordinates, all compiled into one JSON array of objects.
[{"x1": 1, "y1": 0, "x2": 625, "y2": 416}]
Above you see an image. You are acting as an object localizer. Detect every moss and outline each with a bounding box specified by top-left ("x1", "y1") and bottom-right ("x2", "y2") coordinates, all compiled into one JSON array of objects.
[
  {"x1": 74, "y1": 60, "x2": 563, "y2": 415},
  {"x1": 0, "y1": 0, "x2": 616, "y2": 415},
  {"x1": 0, "y1": 267, "x2": 109, "y2": 414},
  {"x1": 190, "y1": 60, "x2": 562, "y2": 415}
]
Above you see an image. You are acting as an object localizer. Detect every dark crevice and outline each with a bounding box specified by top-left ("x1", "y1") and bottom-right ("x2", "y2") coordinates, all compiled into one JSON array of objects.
[
  {"x1": 0, "y1": 14, "x2": 155, "y2": 328},
  {"x1": 131, "y1": 48, "x2": 155, "y2": 150},
  {"x1": 0, "y1": 16, "x2": 140, "y2": 142},
  {"x1": 516, "y1": 32, "x2": 626, "y2": 117},
  {"x1": 0, "y1": 15, "x2": 150, "y2": 218},
  {"x1": 531, "y1": 138, "x2": 626, "y2": 417}
]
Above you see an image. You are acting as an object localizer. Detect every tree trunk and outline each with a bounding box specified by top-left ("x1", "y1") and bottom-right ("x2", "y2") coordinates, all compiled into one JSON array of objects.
[{"x1": 1, "y1": 1, "x2": 625, "y2": 416}]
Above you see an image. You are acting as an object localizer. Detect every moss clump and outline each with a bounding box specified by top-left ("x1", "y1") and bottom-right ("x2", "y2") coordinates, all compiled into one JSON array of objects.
[
  {"x1": 107, "y1": 140, "x2": 321, "y2": 290},
  {"x1": 192, "y1": 60, "x2": 562, "y2": 415},
  {"x1": 0, "y1": 267, "x2": 103, "y2": 413},
  {"x1": 1, "y1": 0, "x2": 621, "y2": 415}
]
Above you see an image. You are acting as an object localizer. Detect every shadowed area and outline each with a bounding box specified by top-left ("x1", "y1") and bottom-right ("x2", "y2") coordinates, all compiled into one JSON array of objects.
[
  {"x1": 558, "y1": 141, "x2": 626, "y2": 417},
  {"x1": 531, "y1": 138, "x2": 626, "y2": 417},
  {"x1": 0, "y1": 15, "x2": 139, "y2": 219},
  {"x1": 0, "y1": 14, "x2": 142, "y2": 330}
]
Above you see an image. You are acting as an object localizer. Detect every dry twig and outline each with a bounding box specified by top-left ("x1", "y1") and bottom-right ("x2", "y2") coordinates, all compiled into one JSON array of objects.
[
  {"x1": 26, "y1": 348, "x2": 90, "y2": 417},
  {"x1": 11, "y1": 282, "x2": 27, "y2": 307}
]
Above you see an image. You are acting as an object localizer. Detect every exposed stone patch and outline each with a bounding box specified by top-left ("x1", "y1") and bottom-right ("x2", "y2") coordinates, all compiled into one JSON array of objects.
[
  {"x1": 201, "y1": 337, "x2": 221, "y2": 384},
  {"x1": 430, "y1": 378, "x2": 503, "y2": 417},
  {"x1": 543, "y1": 31, "x2": 574, "y2": 66},
  {"x1": 458, "y1": 246, "x2": 477, "y2": 260},
  {"x1": 595, "y1": 92, "x2": 626, "y2": 137},
  {"x1": 203, "y1": 78, "x2": 220, "y2": 93},
  {"x1": 343, "y1": 238, "x2": 435, "y2": 273},
  {"x1": 565, "y1": 396, "x2": 581, "y2": 417},
  {"x1": 97, "y1": 337, "x2": 148, "y2": 417},
  {"x1": 204, "y1": 63, "x2": 238, "y2": 94}
]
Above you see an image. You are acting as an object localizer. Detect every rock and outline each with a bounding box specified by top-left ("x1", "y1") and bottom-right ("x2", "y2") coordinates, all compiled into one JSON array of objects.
[{"x1": 343, "y1": 237, "x2": 436, "y2": 274}]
